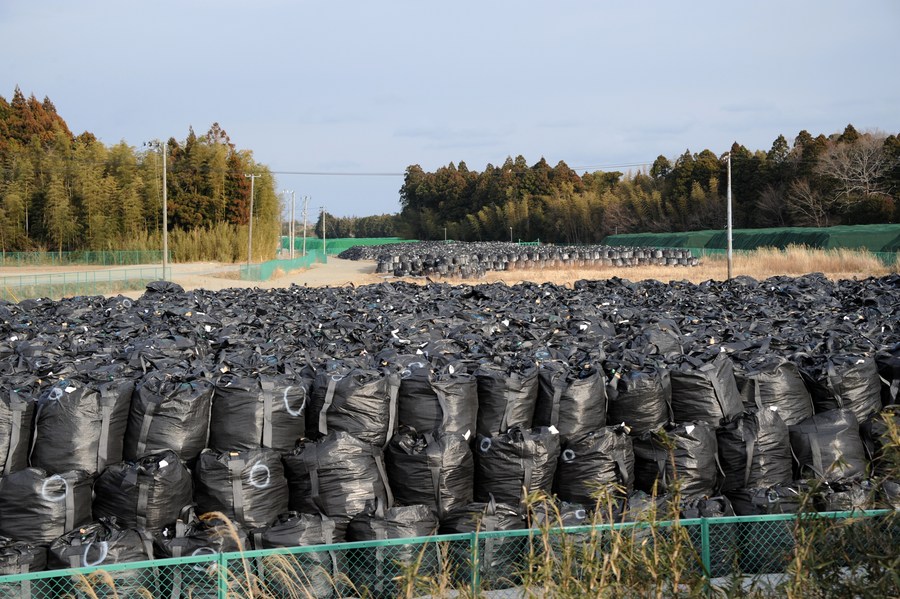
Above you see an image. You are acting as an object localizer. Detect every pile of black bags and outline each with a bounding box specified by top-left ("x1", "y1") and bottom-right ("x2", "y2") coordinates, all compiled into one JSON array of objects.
[{"x1": 0, "y1": 271, "x2": 895, "y2": 591}]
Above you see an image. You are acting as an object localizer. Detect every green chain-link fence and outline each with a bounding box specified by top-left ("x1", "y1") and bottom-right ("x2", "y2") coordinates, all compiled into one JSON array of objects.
[
  {"x1": 0, "y1": 510, "x2": 894, "y2": 598},
  {"x1": 240, "y1": 250, "x2": 328, "y2": 281},
  {"x1": 0, "y1": 267, "x2": 168, "y2": 302},
  {"x1": 0, "y1": 250, "x2": 168, "y2": 267}
]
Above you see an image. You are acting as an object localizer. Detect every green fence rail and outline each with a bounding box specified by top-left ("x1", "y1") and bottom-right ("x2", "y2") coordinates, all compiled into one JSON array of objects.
[
  {"x1": 240, "y1": 250, "x2": 328, "y2": 281},
  {"x1": 0, "y1": 510, "x2": 893, "y2": 598},
  {"x1": 0, "y1": 267, "x2": 168, "y2": 301},
  {"x1": 0, "y1": 250, "x2": 169, "y2": 267}
]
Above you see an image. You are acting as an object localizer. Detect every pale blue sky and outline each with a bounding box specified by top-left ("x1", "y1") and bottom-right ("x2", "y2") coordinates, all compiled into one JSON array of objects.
[{"x1": 2, "y1": 0, "x2": 898, "y2": 217}]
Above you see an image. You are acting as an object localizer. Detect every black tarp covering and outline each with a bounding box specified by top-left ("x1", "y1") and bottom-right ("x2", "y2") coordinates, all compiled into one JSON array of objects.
[
  {"x1": 789, "y1": 409, "x2": 867, "y2": 481},
  {"x1": 309, "y1": 366, "x2": 399, "y2": 447},
  {"x1": 346, "y1": 501, "x2": 439, "y2": 599},
  {"x1": 605, "y1": 358, "x2": 671, "y2": 435},
  {"x1": 717, "y1": 408, "x2": 793, "y2": 493},
  {"x1": 0, "y1": 384, "x2": 33, "y2": 476},
  {"x1": 209, "y1": 372, "x2": 309, "y2": 453},
  {"x1": 124, "y1": 369, "x2": 214, "y2": 463},
  {"x1": 194, "y1": 447, "x2": 288, "y2": 529},
  {"x1": 384, "y1": 427, "x2": 473, "y2": 518},
  {"x1": 0, "y1": 468, "x2": 93, "y2": 545},
  {"x1": 394, "y1": 359, "x2": 477, "y2": 435},
  {"x1": 474, "y1": 426, "x2": 560, "y2": 505},
  {"x1": 474, "y1": 361, "x2": 539, "y2": 436},
  {"x1": 535, "y1": 360, "x2": 607, "y2": 443},
  {"x1": 555, "y1": 425, "x2": 635, "y2": 507},
  {"x1": 632, "y1": 422, "x2": 719, "y2": 500},
  {"x1": 253, "y1": 511, "x2": 338, "y2": 599},
  {"x1": 726, "y1": 484, "x2": 807, "y2": 516},
  {"x1": 669, "y1": 353, "x2": 743, "y2": 427},
  {"x1": 734, "y1": 356, "x2": 814, "y2": 426},
  {"x1": 92, "y1": 449, "x2": 193, "y2": 533},
  {"x1": 30, "y1": 377, "x2": 134, "y2": 475},
  {"x1": 282, "y1": 432, "x2": 392, "y2": 539}
]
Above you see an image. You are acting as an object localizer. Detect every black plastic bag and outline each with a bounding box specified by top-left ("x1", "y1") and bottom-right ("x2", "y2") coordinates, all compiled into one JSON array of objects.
[
  {"x1": 309, "y1": 367, "x2": 399, "y2": 447},
  {"x1": 860, "y1": 406, "x2": 900, "y2": 477},
  {"x1": 815, "y1": 479, "x2": 877, "y2": 512},
  {"x1": 396, "y1": 360, "x2": 477, "y2": 435},
  {"x1": 252, "y1": 511, "x2": 338, "y2": 599},
  {"x1": 384, "y1": 427, "x2": 473, "y2": 518},
  {"x1": 48, "y1": 517, "x2": 156, "y2": 598},
  {"x1": 30, "y1": 377, "x2": 134, "y2": 475},
  {"x1": 876, "y1": 349, "x2": 900, "y2": 406},
  {"x1": 439, "y1": 498, "x2": 527, "y2": 591},
  {"x1": 209, "y1": 372, "x2": 310, "y2": 453},
  {"x1": 556, "y1": 425, "x2": 634, "y2": 507},
  {"x1": 0, "y1": 468, "x2": 93, "y2": 545},
  {"x1": 669, "y1": 353, "x2": 743, "y2": 427},
  {"x1": 124, "y1": 370, "x2": 214, "y2": 463},
  {"x1": 717, "y1": 408, "x2": 793, "y2": 493},
  {"x1": 800, "y1": 354, "x2": 882, "y2": 423},
  {"x1": 734, "y1": 356, "x2": 814, "y2": 426},
  {"x1": 346, "y1": 500, "x2": 439, "y2": 599},
  {"x1": 606, "y1": 361, "x2": 672, "y2": 435},
  {"x1": 156, "y1": 509, "x2": 250, "y2": 599},
  {"x1": 0, "y1": 388, "x2": 33, "y2": 476},
  {"x1": 632, "y1": 422, "x2": 719, "y2": 500},
  {"x1": 535, "y1": 361, "x2": 607, "y2": 443},
  {"x1": 789, "y1": 409, "x2": 867, "y2": 481},
  {"x1": 474, "y1": 426, "x2": 560, "y2": 505},
  {"x1": 474, "y1": 362, "x2": 539, "y2": 436},
  {"x1": 92, "y1": 449, "x2": 194, "y2": 533},
  {"x1": 0, "y1": 535, "x2": 47, "y2": 596},
  {"x1": 282, "y1": 432, "x2": 393, "y2": 539},
  {"x1": 194, "y1": 447, "x2": 289, "y2": 529}
]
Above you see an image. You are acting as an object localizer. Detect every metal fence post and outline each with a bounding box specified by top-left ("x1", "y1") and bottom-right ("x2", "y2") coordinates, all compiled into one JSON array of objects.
[
  {"x1": 700, "y1": 518, "x2": 711, "y2": 576},
  {"x1": 218, "y1": 552, "x2": 228, "y2": 599},
  {"x1": 470, "y1": 532, "x2": 480, "y2": 595}
]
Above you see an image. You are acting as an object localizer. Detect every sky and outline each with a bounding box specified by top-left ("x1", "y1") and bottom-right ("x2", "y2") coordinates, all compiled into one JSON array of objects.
[{"x1": 2, "y1": 0, "x2": 899, "y2": 218}]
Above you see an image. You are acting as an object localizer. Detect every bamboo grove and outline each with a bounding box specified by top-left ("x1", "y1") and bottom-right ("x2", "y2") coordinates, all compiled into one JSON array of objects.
[
  {"x1": 0, "y1": 87, "x2": 280, "y2": 261},
  {"x1": 398, "y1": 127, "x2": 900, "y2": 244}
]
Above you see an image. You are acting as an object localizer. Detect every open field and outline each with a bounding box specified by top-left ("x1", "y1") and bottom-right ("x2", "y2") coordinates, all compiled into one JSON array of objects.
[
  {"x1": 1, "y1": 246, "x2": 896, "y2": 300},
  {"x1": 168, "y1": 246, "x2": 896, "y2": 295}
]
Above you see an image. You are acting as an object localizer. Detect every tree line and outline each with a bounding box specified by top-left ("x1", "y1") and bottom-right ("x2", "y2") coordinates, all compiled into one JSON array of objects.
[
  {"x1": 398, "y1": 126, "x2": 900, "y2": 243},
  {"x1": 0, "y1": 87, "x2": 280, "y2": 260}
]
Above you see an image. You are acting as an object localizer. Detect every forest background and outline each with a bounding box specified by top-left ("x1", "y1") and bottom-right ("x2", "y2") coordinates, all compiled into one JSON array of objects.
[{"x1": 2, "y1": 86, "x2": 898, "y2": 260}]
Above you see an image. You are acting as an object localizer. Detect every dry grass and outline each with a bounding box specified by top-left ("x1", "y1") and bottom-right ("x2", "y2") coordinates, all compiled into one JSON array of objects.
[{"x1": 409, "y1": 245, "x2": 897, "y2": 287}]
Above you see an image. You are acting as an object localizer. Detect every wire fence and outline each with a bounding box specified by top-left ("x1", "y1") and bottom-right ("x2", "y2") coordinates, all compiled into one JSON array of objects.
[
  {"x1": 0, "y1": 267, "x2": 168, "y2": 302},
  {"x1": 0, "y1": 250, "x2": 168, "y2": 267},
  {"x1": 240, "y1": 250, "x2": 328, "y2": 281},
  {"x1": 0, "y1": 510, "x2": 893, "y2": 598}
]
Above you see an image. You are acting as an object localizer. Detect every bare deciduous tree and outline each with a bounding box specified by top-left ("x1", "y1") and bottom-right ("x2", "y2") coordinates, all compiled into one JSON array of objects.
[
  {"x1": 787, "y1": 179, "x2": 830, "y2": 227},
  {"x1": 815, "y1": 133, "x2": 895, "y2": 203}
]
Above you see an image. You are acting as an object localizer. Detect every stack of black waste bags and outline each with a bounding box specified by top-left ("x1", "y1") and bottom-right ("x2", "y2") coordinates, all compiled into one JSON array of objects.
[{"x1": 0, "y1": 270, "x2": 894, "y2": 593}]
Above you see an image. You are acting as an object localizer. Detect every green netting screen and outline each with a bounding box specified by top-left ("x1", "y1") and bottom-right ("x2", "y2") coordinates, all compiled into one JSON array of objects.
[
  {"x1": 240, "y1": 250, "x2": 327, "y2": 281},
  {"x1": 281, "y1": 237, "x2": 416, "y2": 255},
  {"x1": 604, "y1": 223, "x2": 900, "y2": 253}
]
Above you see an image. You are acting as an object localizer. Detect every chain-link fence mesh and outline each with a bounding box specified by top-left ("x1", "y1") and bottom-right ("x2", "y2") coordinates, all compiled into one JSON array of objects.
[
  {"x1": 0, "y1": 510, "x2": 895, "y2": 598},
  {"x1": 0, "y1": 267, "x2": 168, "y2": 301}
]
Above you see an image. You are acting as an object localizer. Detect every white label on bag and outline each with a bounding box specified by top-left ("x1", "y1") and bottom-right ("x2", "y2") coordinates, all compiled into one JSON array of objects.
[
  {"x1": 685, "y1": 425, "x2": 695, "y2": 434},
  {"x1": 65, "y1": 386, "x2": 77, "y2": 394}
]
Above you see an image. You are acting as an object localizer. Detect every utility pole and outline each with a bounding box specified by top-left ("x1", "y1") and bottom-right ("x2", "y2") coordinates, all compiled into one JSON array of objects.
[
  {"x1": 726, "y1": 152, "x2": 733, "y2": 280},
  {"x1": 145, "y1": 140, "x2": 168, "y2": 279},
  {"x1": 290, "y1": 190, "x2": 296, "y2": 260},
  {"x1": 320, "y1": 206, "x2": 326, "y2": 256},
  {"x1": 302, "y1": 196, "x2": 309, "y2": 256},
  {"x1": 245, "y1": 173, "x2": 260, "y2": 266}
]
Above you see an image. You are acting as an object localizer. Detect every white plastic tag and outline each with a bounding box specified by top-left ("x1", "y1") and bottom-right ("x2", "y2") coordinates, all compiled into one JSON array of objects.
[
  {"x1": 685, "y1": 425, "x2": 695, "y2": 434},
  {"x1": 65, "y1": 386, "x2": 77, "y2": 394}
]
